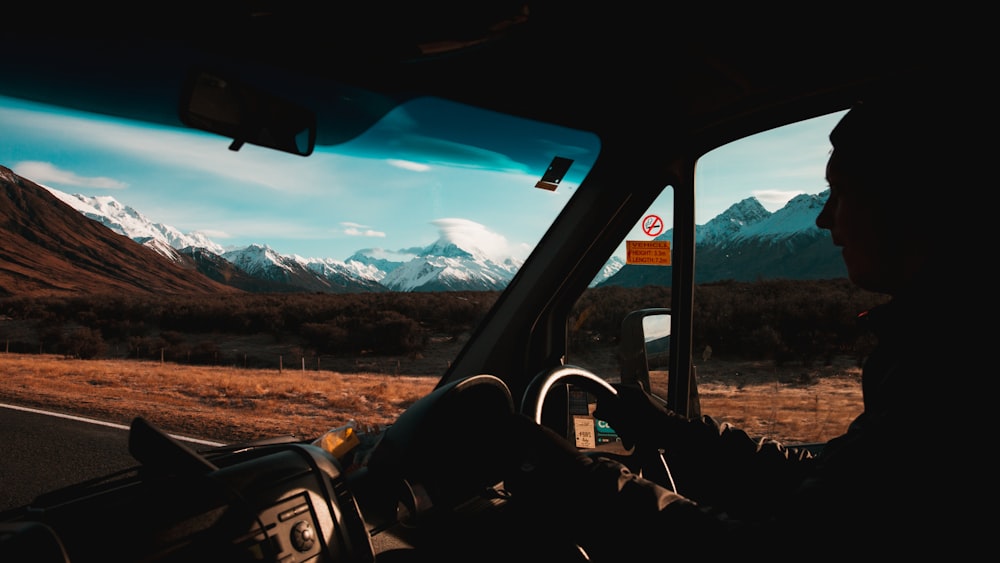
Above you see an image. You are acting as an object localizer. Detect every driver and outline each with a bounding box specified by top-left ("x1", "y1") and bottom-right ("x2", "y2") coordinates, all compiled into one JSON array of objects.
[{"x1": 499, "y1": 72, "x2": 989, "y2": 560}]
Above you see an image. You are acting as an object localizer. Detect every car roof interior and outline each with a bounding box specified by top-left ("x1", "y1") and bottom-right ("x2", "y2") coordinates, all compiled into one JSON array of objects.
[{"x1": 1, "y1": 4, "x2": 973, "y2": 156}]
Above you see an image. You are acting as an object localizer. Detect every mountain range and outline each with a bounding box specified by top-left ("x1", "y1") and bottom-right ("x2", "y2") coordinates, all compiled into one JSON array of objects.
[
  {"x1": 603, "y1": 192, "x2": 846, "y2": 287},
  {"x1": 0, "y1": 164, "x2": 845, "y2": 297}
]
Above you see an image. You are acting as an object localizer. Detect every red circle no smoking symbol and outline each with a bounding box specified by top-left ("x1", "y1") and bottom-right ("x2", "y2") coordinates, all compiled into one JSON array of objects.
[{"x1": 641, "y1": 214, "x2": 663, "y2": 237}]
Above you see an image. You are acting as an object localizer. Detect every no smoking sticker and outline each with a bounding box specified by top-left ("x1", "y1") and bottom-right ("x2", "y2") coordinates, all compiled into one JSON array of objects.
[{"x1": 641, "y1": 214, "x2": 663, "y2": 237}]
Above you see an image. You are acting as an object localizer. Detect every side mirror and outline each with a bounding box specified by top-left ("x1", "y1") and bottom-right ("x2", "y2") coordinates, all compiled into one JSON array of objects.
[
  {"x1": 618, "y1": 307, "x2": 699, "y2": 416},
  {"x1": 179, "y1": 70, "x2": 316, "y2": 156},
  {"x1": 618, "y1": 308, "x2": 670, "y2": 393},
  {"x1": 642, "y1": 313, "x2": 671, "y2": 368},
  {"x1": 619, "y1": 308, "x2": 700, "y2": 418}
]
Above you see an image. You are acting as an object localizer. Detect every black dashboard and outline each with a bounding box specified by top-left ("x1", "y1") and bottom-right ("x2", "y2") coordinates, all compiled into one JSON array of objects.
[{"x1": 0, "y1": 374, "x2": 524, "y2": 563}]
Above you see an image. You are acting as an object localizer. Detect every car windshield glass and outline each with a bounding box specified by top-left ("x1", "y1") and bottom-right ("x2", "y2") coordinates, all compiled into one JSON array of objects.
[
  {"x1": 0, "y1": 92, "x2": 599, "y2": 442},
  {"x1": 1, "y1": 94, "x2": 600, "y2": 273}
]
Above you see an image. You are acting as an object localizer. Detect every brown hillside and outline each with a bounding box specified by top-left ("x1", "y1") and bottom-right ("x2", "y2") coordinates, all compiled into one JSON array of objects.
[{"x1": 0, "y1": 165, "x2": 240, "y2": 297}]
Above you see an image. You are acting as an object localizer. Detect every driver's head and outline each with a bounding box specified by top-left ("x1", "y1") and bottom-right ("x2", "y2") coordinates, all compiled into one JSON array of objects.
[{"x1": 816, "y1": 73, "x2": 986, "y2": 295}]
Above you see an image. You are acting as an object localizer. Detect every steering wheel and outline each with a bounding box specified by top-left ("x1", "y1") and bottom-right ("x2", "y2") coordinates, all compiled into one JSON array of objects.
[
  {"x1": 520, "y1": 365, "x2": 617, "y2": 425},
  {"x1": 519, "y1": 365, "x2": 678, "y2": 492}
]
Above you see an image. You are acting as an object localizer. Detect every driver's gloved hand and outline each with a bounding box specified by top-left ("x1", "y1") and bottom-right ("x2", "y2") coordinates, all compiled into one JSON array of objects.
[{"x1": 592, "y1": 383, "x2": 685, "y2": 450}]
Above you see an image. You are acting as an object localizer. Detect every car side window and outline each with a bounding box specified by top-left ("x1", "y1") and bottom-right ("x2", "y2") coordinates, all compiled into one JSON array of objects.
[
  {"x1": 574, "y1": 112, "x2": 880, "y2": 446},
  {"x1": 689, "y1": 112, "x2": 882, "y2": 445}
]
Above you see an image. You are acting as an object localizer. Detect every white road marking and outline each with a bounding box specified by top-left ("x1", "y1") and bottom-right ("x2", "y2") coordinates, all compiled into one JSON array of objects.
[{"x1": 0, "y1": 402, "x2": 224, "y2": 447}]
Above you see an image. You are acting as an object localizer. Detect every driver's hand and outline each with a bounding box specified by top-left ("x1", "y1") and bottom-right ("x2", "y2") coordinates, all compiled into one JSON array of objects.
[{"x1": 593, "y1": 383, "x2": 684, "y2": 450}]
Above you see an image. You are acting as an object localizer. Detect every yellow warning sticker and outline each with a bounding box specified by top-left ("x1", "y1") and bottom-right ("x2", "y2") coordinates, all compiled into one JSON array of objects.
[{"x1": 626, "y1": 240, "x2": 671, "y2": 265}]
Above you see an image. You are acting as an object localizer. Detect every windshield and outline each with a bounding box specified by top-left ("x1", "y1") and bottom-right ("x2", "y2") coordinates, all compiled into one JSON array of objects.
[
  {"x1": 1, "y1": 95, "x2": 599, "y2": 272},
  {"x1": 0, "y1": 93, "x2": 599, "y2": 442}
]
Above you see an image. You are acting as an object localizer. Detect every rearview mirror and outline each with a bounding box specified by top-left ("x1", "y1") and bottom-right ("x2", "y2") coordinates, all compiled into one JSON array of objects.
[{"x1": 179, "y1": 70, "x2": 316, "y2": 156}]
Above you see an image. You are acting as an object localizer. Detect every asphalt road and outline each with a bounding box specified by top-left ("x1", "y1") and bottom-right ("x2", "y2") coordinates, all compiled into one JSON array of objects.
[{"x1": 0, "y1": 404, "x2": 218, "y2": 512}]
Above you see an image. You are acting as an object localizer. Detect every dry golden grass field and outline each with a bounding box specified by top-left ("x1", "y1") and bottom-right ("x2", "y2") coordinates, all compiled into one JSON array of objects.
[
  {"x1": 0, "y1": 353, "x2": 436, "y2": 443},
  {"x1": 684, "y1": 357, "x2": 864, "y2": 444},
  {"x1": 0, "y1": 352, "x2": 863, "y2": 446}
]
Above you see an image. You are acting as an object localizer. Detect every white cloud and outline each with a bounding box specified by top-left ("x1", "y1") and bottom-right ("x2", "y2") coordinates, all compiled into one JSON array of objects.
[
  {"x1": 432, "y1": 218, "x2": 524, "y2": 259},
  {"x1": 2, "y1": 100, "x2": 340, "y2": 195},
  {"x1": 751, "y1": 189, "x2": 803, "y2": 211},
  {"x1": 355, "y1": 247, "x2": 417, "y2": 261},
  {"x1": 14, "y1": 161, "x2": 127, "y2": 190},
  {"x1": 342, "y1": 222, "x2": 386, "y2": 238}
]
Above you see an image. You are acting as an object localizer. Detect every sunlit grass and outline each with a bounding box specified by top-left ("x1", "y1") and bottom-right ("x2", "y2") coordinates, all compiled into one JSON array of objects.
[
  {"x1": 0, "y1": 353, "x2": 863, "y2": 446},
  {"x1": 0, "y1": 353, "x2": 436, "y2": 443},
  {"x1": 652, "y1": 358, "x2": 863, "y2": 444}
]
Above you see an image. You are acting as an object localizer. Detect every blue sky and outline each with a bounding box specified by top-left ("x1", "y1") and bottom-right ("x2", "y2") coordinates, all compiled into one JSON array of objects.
[
  {"x1": 698, "y1": 110, "x2": 844, "y2": 212},
  {"x1": 0, "y1": 93, "x2": 845, "y2": 262}
]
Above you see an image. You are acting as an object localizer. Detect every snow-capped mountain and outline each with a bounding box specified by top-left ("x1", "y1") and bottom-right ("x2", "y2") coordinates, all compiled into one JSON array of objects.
[
  {"x1": 344, "y1": 251, "x2": 403, "y2": 276},
  {"x1": 303, "y1": 256, "x2": 386, "y2": 285},
  {"x1": 221, "y1": 244, "x2": 385, "y2": 293},
  {"x1": 41, "y1": 184, "x2": 532, "y2": 292},
  {"x1": 379, "y1": 238, "x2": 522, "y2": 292},
  {"x1": 44, "y1": 189, "x2": 225, "y2": 259},
  {"x1": 594, "y1": 255, "x2": 626, "y2": 286},
  {"x1": 694, "y1": 196, "x2": 772, "y2": 246},
  {"x1": 38, "y1": 182, "x2": 841, "y2": 293},
  {"x1": 730, "y1": 192, "x2": 828, "y2": 243},
  {"x1": 0, "y1": 165, "x2": 237, "y2": 296},
  {"x1": 603, "y1": 189, "x2": 844, "y2": 287}
]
